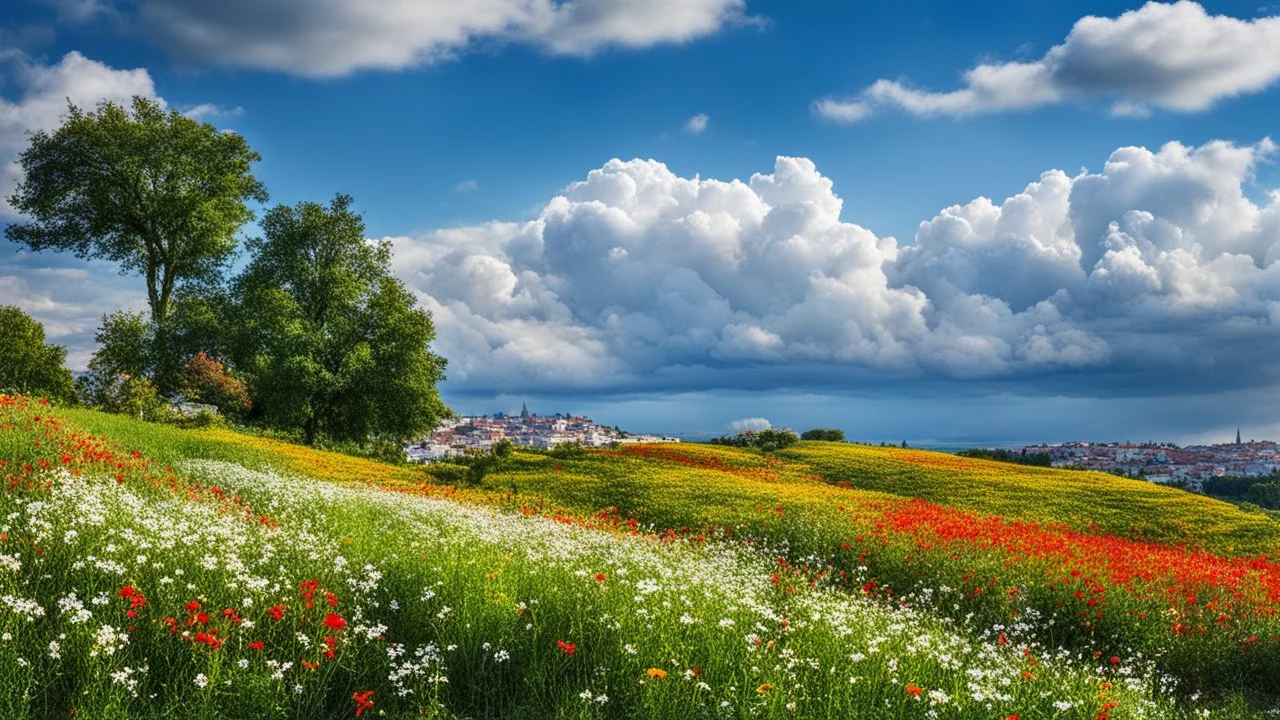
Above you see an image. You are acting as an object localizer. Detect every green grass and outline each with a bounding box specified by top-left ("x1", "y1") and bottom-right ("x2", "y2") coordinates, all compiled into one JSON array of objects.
[
  {"x1": 3, "y1": 398, "x2": 1219, "y2": 719},
  {"x1": 10, "y1": 402, "x2": 1280, "y2": 716}
]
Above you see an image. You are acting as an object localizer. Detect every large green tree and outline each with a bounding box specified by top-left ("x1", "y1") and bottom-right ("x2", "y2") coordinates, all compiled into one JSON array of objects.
[
  {"x1": 0, "y1": 306, "x2": 75, "y2": 401},
  {"x1": 5, "y1": 96, "x2": 267, "y2": 327},
  {"x1": 231, "y1": 194, "x2": 450, "y2": 445}
]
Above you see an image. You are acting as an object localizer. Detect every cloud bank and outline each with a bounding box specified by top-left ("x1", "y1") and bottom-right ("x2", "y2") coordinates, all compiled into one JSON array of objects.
[
  {"x1": 72, "y1": 0, "x2": 756, "y2": 76},
  {"x1": 388, "y1": 137, "x2": 1280, "y2": 397},
  {"x1": 817, "y1": 2, "x2": 1280, "y2": 121}
]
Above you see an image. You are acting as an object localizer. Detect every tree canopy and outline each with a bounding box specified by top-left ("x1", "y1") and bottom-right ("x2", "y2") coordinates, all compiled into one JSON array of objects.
[
  {"x1": 801, "y1": 428, "x2": 845, "y2": 442},
  {"x1": 230, "y1": 194, "x2": 450, "y2": 445},
  {"x1": 5, "y1": 96, "x2": 267, "y2": 326},
  {"x1": 708, "y1": 428, "x2": 799, "y2": 452},
  {"x1": 0, "y1": 306, "x2": 75, "y2": 401}
]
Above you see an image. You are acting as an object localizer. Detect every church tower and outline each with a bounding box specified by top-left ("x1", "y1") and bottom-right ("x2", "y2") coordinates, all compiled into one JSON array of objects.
[
  {"x1": 1237, "y1": 427, "x2": 1242, "y2": 445},
  {"x1": 521, "y1": 402, "x2": 529, "y2": 419}
]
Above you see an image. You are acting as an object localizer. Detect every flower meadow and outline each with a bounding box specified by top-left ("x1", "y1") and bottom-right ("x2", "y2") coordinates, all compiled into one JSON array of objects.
[{"x1": 1, "y1": 398, "x2": 1278, "y2": 717}]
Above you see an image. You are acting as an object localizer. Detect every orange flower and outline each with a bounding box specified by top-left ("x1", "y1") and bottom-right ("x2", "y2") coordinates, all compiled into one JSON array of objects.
[
  {"x1": 646, "y1": 668, "x2": 667, "y2": 679},
  {"x1": 756, "y1": 683, "x2": 773, "y2": 693},
  {"x1": 905, "y1": 683, "x2": 923, "y2": 697}
]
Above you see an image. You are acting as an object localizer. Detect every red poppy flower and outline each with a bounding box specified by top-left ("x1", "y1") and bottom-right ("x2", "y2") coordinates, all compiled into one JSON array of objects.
[
  {"x1": 557, "y1": 640, "x2": 576, "y2": 656},
  {"x1": 249, "y1": 640, "x2": 264, "y2": 652},
  {"x1": 119, "y1": 586, "x2": 136, "y2": 598},
  {"x1": 905, "y1": 684, "x2": 922, "y2": 697},
  {"x1": 185, "y1": 600, "x2": 201, "y2": 612},
  {"x1": 324, "y1": 613, "x2": 347, "y2": 631},
  {"x1": 353, "y1": 690, "x2": 375, "y2": 717},
  {"x1": 269, "y1": 604, "x2": 286, "y2": 621}
]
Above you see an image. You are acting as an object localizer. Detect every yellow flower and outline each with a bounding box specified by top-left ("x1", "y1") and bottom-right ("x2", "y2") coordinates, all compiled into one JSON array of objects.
[{"x1": 646, "y1": 668, "x2": 667, "y2": 679}]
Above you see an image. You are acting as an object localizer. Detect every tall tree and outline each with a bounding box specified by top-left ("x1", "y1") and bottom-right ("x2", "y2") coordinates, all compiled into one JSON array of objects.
[
  {"x1": 231, "y1": 194, "x2": 450, "y2": 445},
  {"x1": 5, "y1": 96, "x2": 267, "y2": 326},
  {"x1": 0, "y1": 306, "x2": 75, "y2": 401}
]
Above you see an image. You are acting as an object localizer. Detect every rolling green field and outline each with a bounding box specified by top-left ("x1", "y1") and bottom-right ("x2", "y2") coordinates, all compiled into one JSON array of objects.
[{"x1": 5, "y1": 399, "x2": 1280, "y2": 717}]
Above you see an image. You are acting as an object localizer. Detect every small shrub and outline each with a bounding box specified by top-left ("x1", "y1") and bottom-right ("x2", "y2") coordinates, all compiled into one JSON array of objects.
[{"x1": 180, "y1": 352, "x2": 252, "y2": 418}]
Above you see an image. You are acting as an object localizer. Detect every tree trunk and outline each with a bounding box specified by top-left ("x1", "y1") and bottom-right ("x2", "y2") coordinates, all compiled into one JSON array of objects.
[
  {"x1": 303, "y1": 414, "x2": 318, "y2": 446},
  {"x1": 158, "y1": 263, "x2": 176, "y2": 326},
  {"x1": 146, "y1": 263, "x2": 161, "y2": 324}
]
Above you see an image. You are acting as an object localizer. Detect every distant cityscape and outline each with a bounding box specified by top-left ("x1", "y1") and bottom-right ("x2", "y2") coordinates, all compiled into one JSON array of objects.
[
  {"x1": 405, "y1": 403, "x2": 680, "y2": 462},
  {"x1": 1020, "y1": 429, "x2": 1277, "y2": 490}
]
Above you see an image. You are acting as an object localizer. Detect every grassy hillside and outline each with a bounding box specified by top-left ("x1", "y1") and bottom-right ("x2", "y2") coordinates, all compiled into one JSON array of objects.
[
  {"x1": 9, "y1": 400, "x2": 1280, "y2": 716},
  {"x1": 780, "y1": 442, "x2": 1280, "y2": 555},
  {"x1": 60, "y1": 408, "x2": 1280, "y2": 556}
]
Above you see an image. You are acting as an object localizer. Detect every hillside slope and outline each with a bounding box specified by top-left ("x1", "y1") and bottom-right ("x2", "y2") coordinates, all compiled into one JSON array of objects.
[
  {"x1": 3, "y1": 397, "x2": 1232, "y2": 719},
  {"x1": 60, "y1": 406, "x2": 1280, "y2": 556},
  {"x1": 780, "y1": 442, "x2": 1280, "y2": 555},
  {"x1": 29, "y1": 404, "x2": 1280, "y2": 704}
]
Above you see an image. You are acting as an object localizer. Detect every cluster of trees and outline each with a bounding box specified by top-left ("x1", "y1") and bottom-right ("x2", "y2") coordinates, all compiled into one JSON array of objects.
[
  {"x1": 3, "y1": 96, "x2": 450, "y2": 446},
  {"x1": 956, "y1": 448, "x2": 1054, "y2": 467},
  {"x1": 800, "y1": 428, "x2": 845, "y2": 441},
  {"x1": 708, "y1": 428, "x2": 799, "y2": 452},
  {"x1": 0, "y1": 306, "x2": 75, "y2": 401},
  {"x1": 1202, "y1": 473, "x2": 1280, "y2": 509},
  {"x1": 1244, "y1": 482, "x2": 1280, "y2": 510}
]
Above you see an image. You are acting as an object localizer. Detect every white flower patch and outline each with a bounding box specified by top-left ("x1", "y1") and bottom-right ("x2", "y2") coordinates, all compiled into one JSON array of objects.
[
  {"x1": 90, "y1": 625, "x2": 129, "y2": 657},
  {"x1": 2, "y1": 594, "x2": 46, "y2": 621}
]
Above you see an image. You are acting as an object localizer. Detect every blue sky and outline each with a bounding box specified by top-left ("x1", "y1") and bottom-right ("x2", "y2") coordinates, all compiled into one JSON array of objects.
[{"x1": 4, "y1": 0, "x2": 1280, "y2": 444}]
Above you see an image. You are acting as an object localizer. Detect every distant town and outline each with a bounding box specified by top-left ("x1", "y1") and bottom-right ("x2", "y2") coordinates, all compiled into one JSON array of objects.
[
  {"x1": 1020, "y1": 429, "x2": 1277, "y2": 490},
  {"x1": 405, "y1": 407, "x2": 1280, "y2": 489},
  {"x1": 405, "y1": 403, "x2": 680, "y2": 462}
]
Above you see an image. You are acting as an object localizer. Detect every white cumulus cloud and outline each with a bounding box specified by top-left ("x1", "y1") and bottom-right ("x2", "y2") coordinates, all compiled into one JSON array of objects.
[
  {"x1": 684, "y1": 113, "x2": 709, "y2": 134},
  {"x1": 87, "y1": 0, "x2": 758, "y2": 76},
  {"x1": 729, "y1": 417, "x2": 771, "y2": 432},
  {"x1": 387, "y1": 138, "x2": 1280, "y2": 397},
  {"x1": 817, "y1": 1, "x2": 1280, "y2": 121}
]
